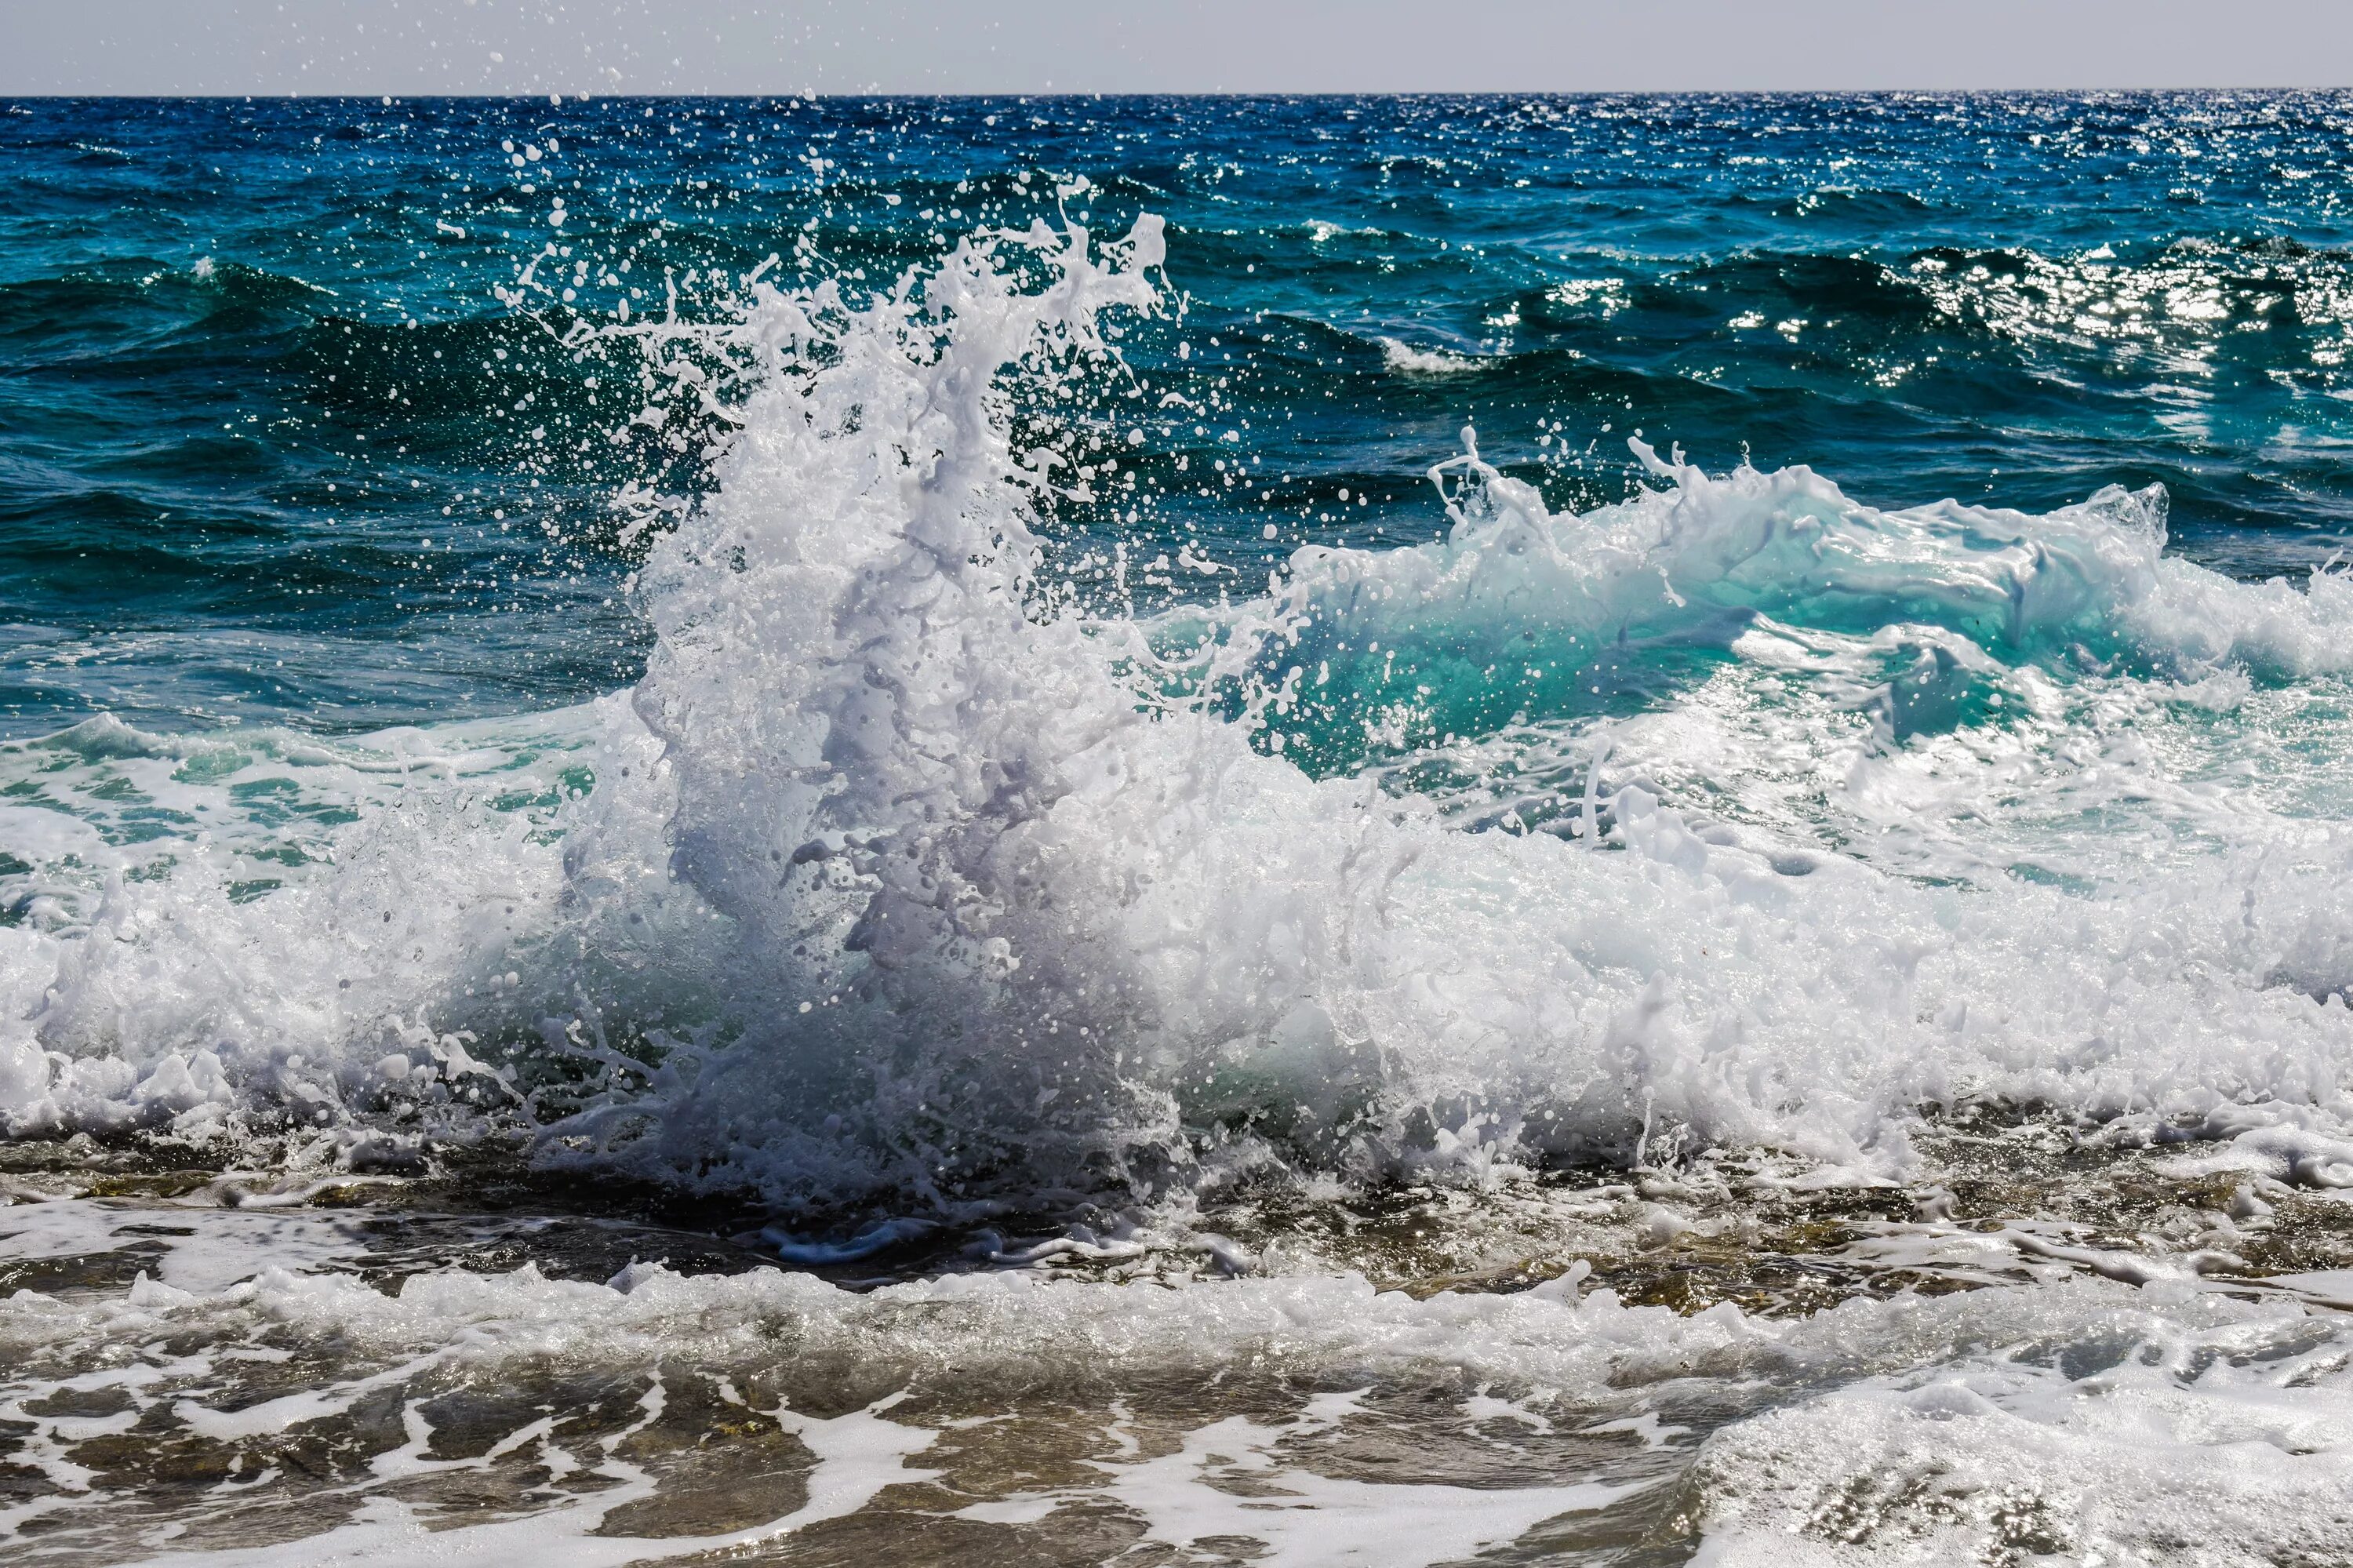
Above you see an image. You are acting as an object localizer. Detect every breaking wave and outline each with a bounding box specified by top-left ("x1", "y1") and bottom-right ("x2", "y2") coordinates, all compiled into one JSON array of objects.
[{"x1": 7, "y1": 216, "x2": 2353, "y2": 1220}]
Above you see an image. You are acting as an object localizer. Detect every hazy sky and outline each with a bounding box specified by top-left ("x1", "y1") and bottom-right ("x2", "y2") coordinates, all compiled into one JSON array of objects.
[{"x1": 8, "y1": 1, "x2": 2353, "y2": 95}]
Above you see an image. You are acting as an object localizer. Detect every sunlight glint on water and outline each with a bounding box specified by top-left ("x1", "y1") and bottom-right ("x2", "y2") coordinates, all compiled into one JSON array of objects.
[{"x1": 6, "y1": 93, "x2": 2353, "y2": 1566}]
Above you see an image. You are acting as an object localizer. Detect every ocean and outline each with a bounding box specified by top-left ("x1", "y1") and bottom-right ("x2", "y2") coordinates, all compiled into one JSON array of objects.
[{"x1": 5, "y1": 91, "x2": 2353, "y2": 1563}]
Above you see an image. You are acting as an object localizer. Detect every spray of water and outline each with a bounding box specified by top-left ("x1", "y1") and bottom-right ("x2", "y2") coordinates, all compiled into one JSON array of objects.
[{"x1": 6, "y1": 216, "x2": 2353, "y2": 1224}]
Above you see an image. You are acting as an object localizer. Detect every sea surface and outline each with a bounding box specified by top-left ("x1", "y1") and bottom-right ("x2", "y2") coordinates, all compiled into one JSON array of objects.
[{"x1": 6, "y1": 93, "x2": 2353, "y2": 1564}]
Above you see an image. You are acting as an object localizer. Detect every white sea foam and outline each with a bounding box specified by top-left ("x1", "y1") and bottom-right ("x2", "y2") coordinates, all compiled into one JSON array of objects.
[
  {"x1": 1377, "y1": 335, "x2": 1482, "y2": 376},
  {"x1": 1689, "y1": 1316, "x2": 2353, "y2": 1566},
  {"x1": 4, "y1": 1221, "x2": 2353, "y2": 1564},
  {"x1": 2, "y1": 218, "x2": 2353, "y2": 1220}
]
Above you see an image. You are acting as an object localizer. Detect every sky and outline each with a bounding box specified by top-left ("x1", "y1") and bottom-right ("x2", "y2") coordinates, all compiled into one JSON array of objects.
[{"x1": 6, "y1": 0, "x2": 2353, "y2": 95}]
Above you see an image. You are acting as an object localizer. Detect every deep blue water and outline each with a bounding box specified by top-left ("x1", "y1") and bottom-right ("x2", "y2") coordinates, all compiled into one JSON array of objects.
[{"x1": 7, "y1": 93, "x2": 2353, "y2": 738}]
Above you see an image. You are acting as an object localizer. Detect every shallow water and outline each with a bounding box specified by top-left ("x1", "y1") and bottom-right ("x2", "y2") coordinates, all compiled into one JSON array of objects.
[{"x1": 7, "y1": 93, "x2": 2353, "y2": 1563}]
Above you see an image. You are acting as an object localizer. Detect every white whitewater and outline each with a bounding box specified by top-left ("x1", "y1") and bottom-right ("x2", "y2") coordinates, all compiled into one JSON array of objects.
[
  {"x1": 7, "y1": 214, "x2": 2353, "y2": 1565},
  {"x1": 3, "y1": 216, "x2": 2353, "y2": 1210}
]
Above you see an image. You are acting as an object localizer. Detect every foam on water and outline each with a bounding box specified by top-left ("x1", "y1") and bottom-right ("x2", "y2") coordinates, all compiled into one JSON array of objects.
[
  {"x1": 2, "y1": 1210, "x2": 2351, "y2": 1563},
  {"x1": 20, "y1": 98, "x2": 2353, "y2": 1566},
  {"x1": 2, "y1": 217, "x2": 2353, "y2": 1224}
]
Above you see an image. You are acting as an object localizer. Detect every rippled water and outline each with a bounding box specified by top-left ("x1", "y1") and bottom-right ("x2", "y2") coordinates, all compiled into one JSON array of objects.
[{"x1": 7, "y1": 93, "x2": 2353, "y2": 1565}]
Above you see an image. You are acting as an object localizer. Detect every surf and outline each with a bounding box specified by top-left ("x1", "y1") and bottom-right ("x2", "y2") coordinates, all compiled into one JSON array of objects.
[{"x1": 2, "y1": 215, "x2": 2352, "y2": 1235}]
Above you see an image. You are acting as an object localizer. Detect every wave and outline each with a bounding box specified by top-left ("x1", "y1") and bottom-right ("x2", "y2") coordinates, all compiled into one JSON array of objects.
[
  {"x1": 5, "y1": 216, "x2": 2353, "y2": 1221},
  {"x1": 1377, "y1": 337, "x2": 1486, "y2": 377}
]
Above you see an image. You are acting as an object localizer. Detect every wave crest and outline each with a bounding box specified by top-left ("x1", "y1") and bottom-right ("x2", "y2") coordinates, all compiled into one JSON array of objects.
[{"x1": 6, "y1": 219, "x2": 2353, "y2": 1226}]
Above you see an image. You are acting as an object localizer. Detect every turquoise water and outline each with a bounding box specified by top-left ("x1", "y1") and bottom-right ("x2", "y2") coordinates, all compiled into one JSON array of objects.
[
  {"x1": 8, "y1": 94, "x2": 2353, "y2": 1566},
  {"x1": 6, "y1": 94, "x2": 2352, "y2": 734}
]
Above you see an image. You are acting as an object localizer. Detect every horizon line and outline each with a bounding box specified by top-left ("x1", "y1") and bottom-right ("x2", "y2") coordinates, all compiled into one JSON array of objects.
[{"x1": 9, "y1": 85, "x2": 2349, "y2": 100}]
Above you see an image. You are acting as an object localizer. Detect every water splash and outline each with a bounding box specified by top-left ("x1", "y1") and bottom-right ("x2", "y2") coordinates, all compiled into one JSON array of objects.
[{"x1": 4, "y1": 220, "x2": 2353, "y2": 1228}]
